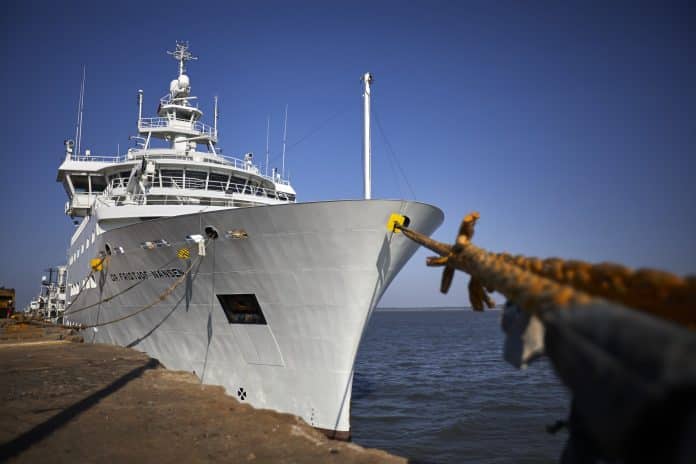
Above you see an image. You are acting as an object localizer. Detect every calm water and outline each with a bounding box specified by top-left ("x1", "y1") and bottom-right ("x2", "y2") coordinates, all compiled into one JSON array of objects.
[{"x1": 352, "y1": 310, "x2": 568, "y2": 463}]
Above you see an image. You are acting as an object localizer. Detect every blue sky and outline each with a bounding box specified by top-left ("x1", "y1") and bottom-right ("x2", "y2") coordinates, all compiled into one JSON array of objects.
[{"x1": 1, "y1": 1, "x2": 694, "y2": 308}]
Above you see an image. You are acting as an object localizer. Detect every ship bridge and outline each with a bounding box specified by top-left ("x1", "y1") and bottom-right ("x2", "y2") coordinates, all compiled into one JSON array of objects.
[
  {"x1": 137, "y1": 42, "x2": 218, "y2": 152},
  {"x1": 57, "y1": 42, "x2": 295, "y2": 221},
  {"x1": 138, "y1": 116, "x2": 216, "y2": 143}
]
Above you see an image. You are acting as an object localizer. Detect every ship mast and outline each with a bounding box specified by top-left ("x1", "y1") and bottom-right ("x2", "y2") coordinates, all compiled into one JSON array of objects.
[
  {"x1": 167, "y1": 41, "x2": 198, "y2": 77},
  {"x1": 362, "y1": 72, "x2": 373, "y2": 200},
  {"x1": 74, "y1": 66, "x2": 86, "y2": 157},
  {"x1": 135, "y1": 42, "x2": 217, "y2": 152}
]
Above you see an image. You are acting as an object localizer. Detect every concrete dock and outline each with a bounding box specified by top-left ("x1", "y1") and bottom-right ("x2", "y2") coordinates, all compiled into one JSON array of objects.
[{"x1": 0, "y1": 320, "x2": 404, "y2": 463}]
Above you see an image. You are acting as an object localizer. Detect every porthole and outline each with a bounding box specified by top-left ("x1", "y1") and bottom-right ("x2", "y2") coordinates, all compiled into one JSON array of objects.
[{"x1": 105, "y1": 243, "x2": 112, "y2": 255}]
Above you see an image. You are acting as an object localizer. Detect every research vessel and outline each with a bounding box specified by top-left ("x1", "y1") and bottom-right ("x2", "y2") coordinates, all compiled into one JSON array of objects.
[
  {"x1": 26, "y1": 266, "x2": 67, "y2": 322},
  {"x1": 60, "y1": 43, "x2": 443, "y2": 438}
]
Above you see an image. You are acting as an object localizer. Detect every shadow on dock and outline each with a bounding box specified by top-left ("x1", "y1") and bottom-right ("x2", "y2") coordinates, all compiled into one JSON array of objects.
[
  {"x1": 0, "y1": 318, "x2": 404, "y2": 463},
  {"x1": 0, "y1": 358, "x2": 160, "y2": 461}
]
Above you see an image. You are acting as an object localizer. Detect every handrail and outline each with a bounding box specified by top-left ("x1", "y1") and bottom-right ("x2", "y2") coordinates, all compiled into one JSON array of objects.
[
  {"x1": 97, "y1": 193, "x2": 274, "y2": 209},
  {"x1": 70, "y1": 148, "x2": 290, "y2": 185},
  {"x1": 105, "y1": 176, "x2": 294, "y2": 202},
  {"x1": 69, "y1": 154, "x2": 124, "y2": 163},
  {"x1": 67, "y1": 151, "x2": 289, "y2": 185},
  {"x1": 138, "y1": 116, "x2": 217, "y2": 139},
  {"x1": 159, "y1": 93, "x2": 200, "y2": 108}
]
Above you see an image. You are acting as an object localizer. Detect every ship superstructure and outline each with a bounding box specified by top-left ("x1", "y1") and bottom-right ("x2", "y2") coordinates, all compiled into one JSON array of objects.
[
  {"x1": 26, "y1": 266, "x2": 67, "y2": 322},
  {"x1": 58, "y1": 43, "x2": 443, "y2": 439},
  {"x1": 59, "y1": 43, "x2": 294, "y2": 228}
]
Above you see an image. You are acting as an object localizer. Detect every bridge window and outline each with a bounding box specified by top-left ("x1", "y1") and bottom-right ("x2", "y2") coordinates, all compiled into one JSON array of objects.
[
  {"x1": 91, "y1": 176, "x2": 107, "y2": 192},
  {"x1": 225, "y1": 177, "x2": 251, "y2": 194},
  {"x1": 72, "y1": 175, "x2": 89, "y2": 193},
  {"x1": 227, "y1": 176, "x2": 246, "y2": 189},
  {"x1": 185, "y1": 170, "x2": 207, "y2": 189},
  {"x1": 107, "y1": 171, "x2": 131, "y2": 188},
  {"x1": 209, "y1": 173, "x2": 229, "y2": 191},
  {"x1": 161, "y1": 170, "x2": 183, "y2": 188}
]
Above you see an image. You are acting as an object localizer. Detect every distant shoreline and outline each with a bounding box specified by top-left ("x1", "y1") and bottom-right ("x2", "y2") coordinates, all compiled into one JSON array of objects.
[{"x1": 376, "y1": 306, "x2": 502, "y2": 312}]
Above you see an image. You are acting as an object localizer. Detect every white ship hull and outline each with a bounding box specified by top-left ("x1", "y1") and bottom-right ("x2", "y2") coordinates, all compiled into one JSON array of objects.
[{"x1": 66, "y1": 199, "x2": 443, "y2": 437}]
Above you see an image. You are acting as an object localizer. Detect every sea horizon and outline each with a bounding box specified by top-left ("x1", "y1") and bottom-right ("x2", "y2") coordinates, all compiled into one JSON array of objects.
[{"x1": 376, "y1": 305, "x2": 503, "y2": 312}]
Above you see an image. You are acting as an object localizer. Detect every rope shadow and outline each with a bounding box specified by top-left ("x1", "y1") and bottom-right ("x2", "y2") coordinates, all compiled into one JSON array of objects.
[
  {"x1": 0, "y1": 357, "x2": 160, "y2": 461},
  {"x1": 125, "y1": 294, "x2": 184, "y2": 348},
  {"x1": 125, "y1": 256, "x2": 204, "y2": 349}
]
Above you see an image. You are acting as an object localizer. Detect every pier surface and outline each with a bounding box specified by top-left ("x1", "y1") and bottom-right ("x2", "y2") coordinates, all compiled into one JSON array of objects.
[{"x1": 0, "y1": 320, "x2": 403, "y2": 463}]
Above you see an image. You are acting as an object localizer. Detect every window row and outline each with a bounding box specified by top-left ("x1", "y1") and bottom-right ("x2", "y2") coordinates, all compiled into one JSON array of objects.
[
  {"x1": 107, "y1": 169, "x2": 249, "y2": 191},
  {"x1": 69, "y1": 230, "x2": 97, "y2": 266}
]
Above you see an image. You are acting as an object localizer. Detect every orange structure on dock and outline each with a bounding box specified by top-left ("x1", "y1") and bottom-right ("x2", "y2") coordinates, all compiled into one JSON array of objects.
[{"x1": 0, "y1": 288, "x2": 14, "y2": 318}]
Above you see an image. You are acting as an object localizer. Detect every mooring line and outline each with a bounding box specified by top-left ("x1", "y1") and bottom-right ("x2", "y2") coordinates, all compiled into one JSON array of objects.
[
  {"x1": 63, "y1": 243, "x2": 196, "y2": 317},
  {"x1": 77, "y1": 251, "x2": 205, "y2": 330},
  {"x1": 395, "y1": 212, "x2": 696, "y2": 328}
]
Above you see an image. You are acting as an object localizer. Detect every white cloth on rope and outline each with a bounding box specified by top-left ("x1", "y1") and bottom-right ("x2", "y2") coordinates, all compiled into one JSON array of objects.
[{"x1": 501, "y1": 301, "x2": 545, "y2": 368}]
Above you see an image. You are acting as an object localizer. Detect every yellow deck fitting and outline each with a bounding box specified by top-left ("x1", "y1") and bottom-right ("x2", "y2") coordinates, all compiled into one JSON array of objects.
[
  {"x1": 90, "y1": 258, "x2": 103, "y2": 272},
  {"x1": 387, "y1": 213, "x2": 407, "y2": 233}
]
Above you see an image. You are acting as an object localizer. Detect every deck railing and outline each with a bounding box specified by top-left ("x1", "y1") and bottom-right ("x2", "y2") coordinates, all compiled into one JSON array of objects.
[
  {"x1": 159, "y1": 94, "x2": 200, "y2": 108},
  {"x1": 96, "y1": 193, "x2": 272, "y2": 209},
  {"x1": 105, "y1": 176, "x2": 294, "y2": 203},
  {"x1": 138, "y1": 117, "x2": 217, "y2": 139},
  {"x1": 67, "y1": 150, "x2": 289, "y2": 185},
  {"x1": 69, "y1": 154, "x2": 123, "y2": 163}
]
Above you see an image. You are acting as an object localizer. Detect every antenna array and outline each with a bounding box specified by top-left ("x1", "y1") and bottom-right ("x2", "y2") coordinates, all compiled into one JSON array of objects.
[{"x1": 167, "y1": 41, "x2": 198, "y2": 76}]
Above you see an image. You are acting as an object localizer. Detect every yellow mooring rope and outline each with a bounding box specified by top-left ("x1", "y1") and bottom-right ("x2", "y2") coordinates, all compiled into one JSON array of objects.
[
  {"x1": 63, "y1": 243, "x2": 198, "y2": 317},
  {"x1": 395, "y1": 212, "x2": 696, "y2": 329},
  {"x1": 76, "y1": 250, "x2": 204, "y2": 330},
  {"x1": 59, "y1": 240, "x2": 206, "y2": 330}
]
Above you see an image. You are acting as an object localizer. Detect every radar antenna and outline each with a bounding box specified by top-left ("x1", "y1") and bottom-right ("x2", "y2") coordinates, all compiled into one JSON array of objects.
[{"x1": 167, "y1": 41, "x2": 198, "y2": 76}]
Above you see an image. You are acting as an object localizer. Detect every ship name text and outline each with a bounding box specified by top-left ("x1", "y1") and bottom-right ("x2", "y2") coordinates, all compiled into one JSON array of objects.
[{"x1": 110, "y1": 269, "x2": 184, "y2": 282}]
